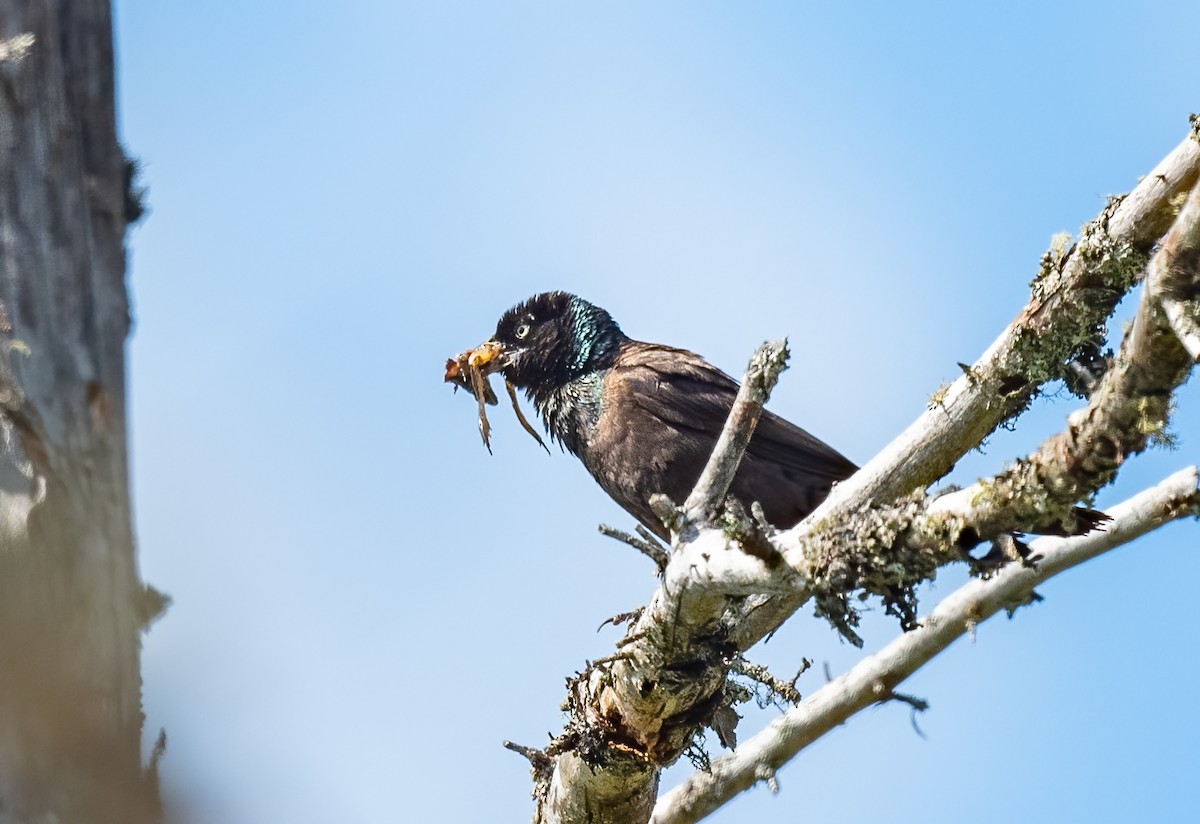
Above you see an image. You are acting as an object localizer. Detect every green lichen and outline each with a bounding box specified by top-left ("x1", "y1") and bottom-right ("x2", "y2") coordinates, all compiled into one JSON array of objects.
[
  {"x1": 1049, "y1": 231, "x2": 1073, "y2": 260},
  {"x1": 968, "y1": 459, "x2": 1085, "y2": 536},
  {"x1": 1138, "y1": 396, "x2": 1178, "y2": 449},
  {"x1": 927, "y1": 382, "x2": 951, "y2": 410},
  {"x1": 1006, "y1": 215, "x2": 1146, "y2": 409},
  {"x1": 799, "y1": 489, "x2": 959, "y2": 644}
]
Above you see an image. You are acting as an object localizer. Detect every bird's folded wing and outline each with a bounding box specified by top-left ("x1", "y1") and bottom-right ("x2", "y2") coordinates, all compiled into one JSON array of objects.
[{"x1": 613, "y1": 342, "x2": 858, "y2": 485}]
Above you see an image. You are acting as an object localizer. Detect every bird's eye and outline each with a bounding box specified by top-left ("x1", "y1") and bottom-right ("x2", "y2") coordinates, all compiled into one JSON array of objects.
[{"x1": 515, "y1": 322, "x2": 531, "y2": 340}]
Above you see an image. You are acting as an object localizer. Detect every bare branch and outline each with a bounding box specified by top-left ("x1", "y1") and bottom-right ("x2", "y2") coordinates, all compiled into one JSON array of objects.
[
  {"x1": 683, "y1": 340, "x2": 790, "y2": 527},
  {"x1": 652, "y1": 467, "x2": 1200, "y2": 824},
  {"x1": 504, "y1": 740, "x2": 553, "y2": 772},
  {"x1": 600, "y1": 523, "x2": 670, "y2": 572}
]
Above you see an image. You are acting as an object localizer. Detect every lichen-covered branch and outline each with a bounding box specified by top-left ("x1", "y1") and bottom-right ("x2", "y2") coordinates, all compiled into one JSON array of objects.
[
  {"x1": 920, "y1": 180, "x2": 1200, "y2": 540},
  {"x1": 812, "y1": 130, "x2": 1198, "y2": 514},
  {"x1": 524, "y1": 127, "x2": 1200, "y2": 824},
  {"x1": 532, "y1": 342, "x2": 799, "y2": 823},
  {"x1": 733, "y1": 126, "x2": 1200, "y2": 647},
  {"x1": 766, "y1": 168, "x2": 1200, "y2": 641},
  {"x1": 541, "y1": 751, "x2": 659, "y2": 824},
  {"x1": 651, "y1": 467, "x2": 1200, "y2": 824}
]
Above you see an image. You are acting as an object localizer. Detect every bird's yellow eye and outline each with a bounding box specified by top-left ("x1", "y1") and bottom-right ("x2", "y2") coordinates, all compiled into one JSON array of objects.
[{"x1": 515, "y1": 322, "x2": 531, "y2": 340}]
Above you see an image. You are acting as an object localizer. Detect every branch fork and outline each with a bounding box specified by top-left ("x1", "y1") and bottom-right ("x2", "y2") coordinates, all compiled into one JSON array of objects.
[{"x1": 524, "y1": 123, "x2": 1200, "y2": 824}]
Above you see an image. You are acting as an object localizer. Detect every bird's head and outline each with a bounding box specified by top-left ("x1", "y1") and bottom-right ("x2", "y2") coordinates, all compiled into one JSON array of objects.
[{"x1": 484, "y1": 292, "x2": 625, "y2": 390}]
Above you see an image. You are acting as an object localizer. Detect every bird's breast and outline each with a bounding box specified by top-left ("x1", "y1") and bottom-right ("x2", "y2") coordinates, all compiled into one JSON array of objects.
[{"x1": 533, "y1": 372, "x2": 606, "y2": 457}]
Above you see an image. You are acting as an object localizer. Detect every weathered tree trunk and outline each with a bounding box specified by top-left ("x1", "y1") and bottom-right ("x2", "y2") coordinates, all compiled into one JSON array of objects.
[{"x1": 0, "y1": 2, "x2": 160, "y2": 821}]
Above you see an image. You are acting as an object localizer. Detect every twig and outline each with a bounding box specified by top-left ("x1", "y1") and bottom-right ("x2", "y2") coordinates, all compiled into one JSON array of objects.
[
  {"x1": 730, "y1": 658, "x2": 804, "y2": 705},
  {"x1": 504, "y1": 740, "x2": 553, "y2": 770},
  {"x1": 637, "y1": 525, "x2": 668, "y2": 551},
  {"x1": 615, "y1": 629, "x2": 649, "y2": 648},
  {"x1": 883, "y1": 689, "x2": 929, "y2": 713},
  {"x1": 590, "y1": 650, "x2": 637, "y2": 668},
  {"x1": 597, "y1": 610, "x2": 645, "y2": 633},
  {"x1": 600, "y1": 524, "x2": 670, "y2": 572},
  {"x1": 883, "y1": 690, "x2": 930, "y2": 739},
  {"x1": 651, "y1": 467, "x2": 1200, "y2": 824},
  {"x1": 683, "y1": 341, "x2": 790, "y2": 526}
]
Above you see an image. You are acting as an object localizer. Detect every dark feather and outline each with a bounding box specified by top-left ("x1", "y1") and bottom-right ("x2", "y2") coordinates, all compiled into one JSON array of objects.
[
  {"x1": 582, "y1": 342, "x2": 856, "y2": 539},
  {"x1": 487, "y1": 293, "x2": 856, "y2": 540}
]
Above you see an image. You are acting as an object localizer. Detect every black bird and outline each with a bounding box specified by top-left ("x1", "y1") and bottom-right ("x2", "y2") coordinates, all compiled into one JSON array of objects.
[{"x1": 479, "y1": 291, "x2": 857, "y2": 541}]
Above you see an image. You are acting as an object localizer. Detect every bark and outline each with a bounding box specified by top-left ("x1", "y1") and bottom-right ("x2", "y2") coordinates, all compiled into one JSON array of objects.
[
  {"x1": 652, "y1": 467, "x2": 1200, "y2": 824},
  {"x1": 0, "y1": 2, "x2": 160, "y2": 822}
]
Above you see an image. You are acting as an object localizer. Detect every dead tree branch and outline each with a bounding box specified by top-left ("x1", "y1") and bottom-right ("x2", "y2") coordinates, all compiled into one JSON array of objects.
[
  {"x1": 651, "y1": 467, "x2": 1200, "y2": 824},
  {"x1": 527, "y1": 124, "x2": 1200, "y2": 824},
  {"x1": 683, "y1": 340, "x2": 790, "y2": 528},
  {"x1": 734, "y1": 127, "x2": 1200, "y2": 647}
]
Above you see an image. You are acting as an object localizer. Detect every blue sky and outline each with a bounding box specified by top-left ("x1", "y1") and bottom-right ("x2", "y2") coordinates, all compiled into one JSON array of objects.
[{"x1": 114, "y1": 3, "x2": 1199, "y2": 822}]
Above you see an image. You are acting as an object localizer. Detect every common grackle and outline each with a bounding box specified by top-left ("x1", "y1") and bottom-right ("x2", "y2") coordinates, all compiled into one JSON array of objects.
[{"x1": 477, "y1": 291, "x2": 857, "y2": 540}]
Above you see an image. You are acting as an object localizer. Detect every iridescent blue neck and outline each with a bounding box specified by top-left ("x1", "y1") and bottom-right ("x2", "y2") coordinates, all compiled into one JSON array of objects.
[
  {"x1": 525, "y1": 296, "x2": 624, "y2": 453},
  {"x1": 561, "y1": 295, "x2": 623, "y2": 379}
]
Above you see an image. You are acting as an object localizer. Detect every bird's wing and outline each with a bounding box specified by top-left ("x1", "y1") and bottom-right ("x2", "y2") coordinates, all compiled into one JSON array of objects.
[{"x1": 612, "y1": 342, "x2": 857, "y2": 484}]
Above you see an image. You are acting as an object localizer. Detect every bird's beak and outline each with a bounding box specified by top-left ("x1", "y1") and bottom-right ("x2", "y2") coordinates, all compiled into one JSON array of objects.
[
  {"x1": 472, "y1": 339, "x2": 521, "y2": 373},
  {"x1": 443, "y1": 337, "x2": 548, "y2": 455}
]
